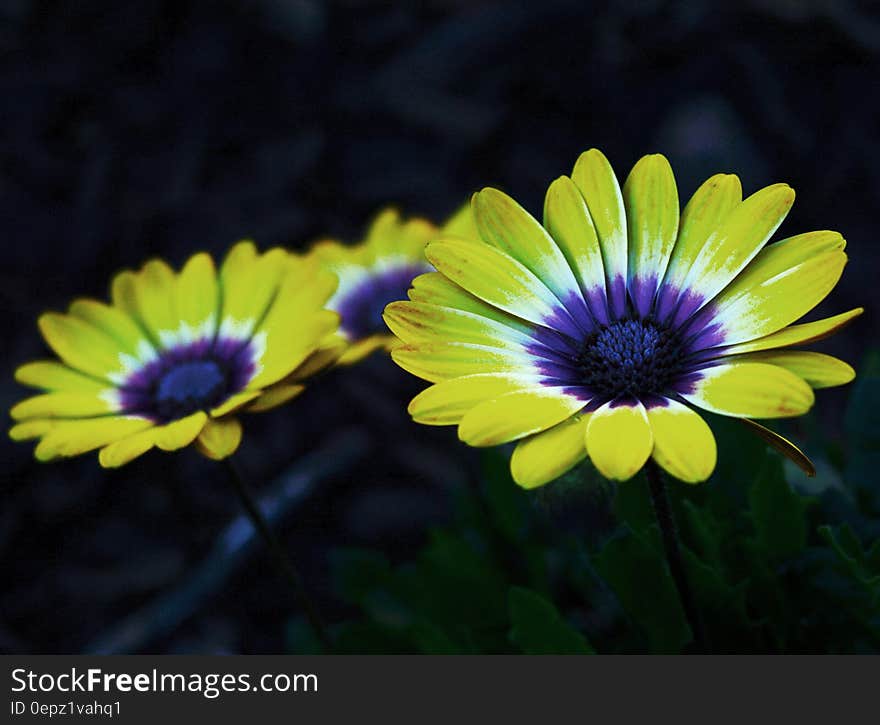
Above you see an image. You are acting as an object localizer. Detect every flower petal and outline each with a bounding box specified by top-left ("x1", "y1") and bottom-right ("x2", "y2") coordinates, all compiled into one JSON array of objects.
[
  {"x1": 730, "y1": 351, "x2": 855, "y2": 389},
  {"x1": 112, "y1": 259, "x2": 179, "y2": 343},
  {"x1": 384, "y1": 300, "x2": 531, "y2": 349},
  {"x1": 458, "y1": 388, "x2": 585, "y2": 447},
  {"x1": 15, "y1": 361, "x2": 107, "y2": 393},
  {"x1": 675, "y1": 183, "x2": 795, "y2": 325},
  {"x1": 425, "y1": 238, "x2": 582, "y2": 337},
  {"x1": 656, "y1": 173, "x2": 741, "y2": 319},
  {"x1": 195, "y1": 416, "x2": 243, "y2": 460},
  {"x1": 571, "y1": 148, "x2": 628, "y2": 318},
  {"x1": 474, "y1": 187, "x2": 590, "y2": 324},
  {"x1": 11, "y1": 391, "x2": 117, "y2": 420},
  {"x1": 99, "y1": 428, "x2": 157, "y2": 468},
  {"x1": 391, "y1": 342, "x2": 533, "y2": 383},
  {"x1": 585, "y1": 400, "x2": 653, "y2": 481},
  {"x1": 68, "y1": 299, "x2": 155, "y2": 359},
  {"x1": 246, "y1": 384, "x2": 305, "y2": 413},
  {"x1": 176, "y1": 252, "x2": 219, "y2": 335},
  {"x1": 219, "y1": 243, "x2": 290, "y2": 339},
  {"x1": 37, "y1": 313, "x2": 130, "y2": 381},
  {"x1": 408, "y1": 373, "x2": 540, "y2": 425},
  {"x1": 739, "y1": 419, "x2": 816, "y2": 477},
  {"x1": 33, "y1": 416, "x2": 154, "y2": 462},
  {"x1": 336, "y1": 335, "x2": 388, "y2": 365},
  {"x1": 543, "y1": 176, "x2": 609, "y2": 323},
  {"x1": 511, "y1": 413, "x2": 590, "y2": 489},
  {"x1": 646, "y1": 400, "x2": 716, "y2": 484},
  {"x1": 623, "y1": 154, "x2": 679, "y2": 317},
  {"x1": 153, "y1": 411, "x2": 208, "y2": 452},
  {"x1": 682, "y1": 362, "x2": 814, "y2": 418},
  {"x1": 717, "y1": 307, "x2": 863, "y2": 355},
  {"x1": 408, "y1": 272, "x2": 533, "y2": 335},
  {"x1": 692, "y1": 249, "x2": 847, "y2": 348}
]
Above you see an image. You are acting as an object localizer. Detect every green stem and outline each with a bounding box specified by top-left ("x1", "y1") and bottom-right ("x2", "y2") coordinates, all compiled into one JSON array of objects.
[
  {"x1": 644, "y1": 460, "x2": 709, "y2": 653},
  {"x1": 223, "y1": 457, "x2": 332, "y2": 650}
]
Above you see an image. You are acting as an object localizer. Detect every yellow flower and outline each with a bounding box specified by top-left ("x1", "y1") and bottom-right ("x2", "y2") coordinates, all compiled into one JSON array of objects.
[
  {"x1": 10, "y1": 242, "x2": 340, "y2": 467},
  {"x1": 308, "y1": 205, "x2": 476, "y2": 364},
  {"x1": 385, "y1": 149, "x2": 861, "y2": 487}
]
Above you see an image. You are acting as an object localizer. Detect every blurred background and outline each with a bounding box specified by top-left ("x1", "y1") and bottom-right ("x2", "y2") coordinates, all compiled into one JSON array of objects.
[{"x1": 1, "y1": 0, "x2": 878, "y2": 653}]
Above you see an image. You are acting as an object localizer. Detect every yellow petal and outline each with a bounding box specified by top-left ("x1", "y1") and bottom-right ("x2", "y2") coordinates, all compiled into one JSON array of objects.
[
  {"x1": 153, "y1": 412, "x2": 207, "y2": 451},
  {"x1": 683, "y1": 362, "x2": 814, "y2": 419},
  {"x1": 408, "y1": 373, "x2": 539, "y2": 425},
  {"x1": 511, "y1": 414, "x2": 590, "y2": 489},
  {"x1": 571, "y1": 148, "x2": 627, "y2": 317},
  {"x1": 68, "y1": 298, "x2": 154, "y2": 358},
  {"x1": 719, "y1": 308, "x2": 863, "y2": 355},
  {"x1": 705, "y1": 249, "x2": 847, "y2": 347},
  {"x1": 680, "y1": 183, "x2": 795, "y2": 315},
  {"x1": 408, "y1": 272, "x2": 533, "y2": 335},
  {"x1": 99, "y1": 428, "x2": 157, "y2": 468},
  {"x1": 425, "y1": 239, "x2": 578, "y2": 335},
  {"x1": 474, "y1": 187, "x2": 584, "y2": 309},
  {"x1": 391, "y1": 342, "x2": 531, "y2": 383},
  {"x1": 458, "y1": 389, "x2": 585, "y2": 447},
  {"x1": 440, "y1": 201, "x2": 479, "y2": 239},
  {"x1": 37, "y1": 313, "x2": 129, "y2": 381},
  {"x1": 659, "y1": 173, "x2": 741, "y2": 310},
  {"x1": 247, "y1": 384, "x2": 305, "y2": 413},
  {"x1": 336, "y1": 335, "x2": 388, "y2": 365},
  {"x1": 176, "y1": 252, "x2": 219, "y2": 334},
  {"x1": 195, "y1": 416, "x2": 243, "y2": 460},
  {"x1": 211, "y1": 391, "x2": 262, "y2": 417},
  {"x1": 11, "y1": 391, "x2": 117, "y2": 420},
  {"x1": 585, "y1": 400, "x2": 653, "y2": 481},
  {"x1": 34, "y1": 416, "x2": 154, "y2": 462},
  {"x1": 10, "y1": 419, "x2": 58, "y2": 441},
  {"x1": 543, "y1": 176, "x2": 608, "y2": 315},
  {"x1": 384, "y1": 300, "x2": 531, "y2": 349},
  {"x1": 15, "y1": 360, "x2": 107, "y2": 393},
  {"x1": 646, "y1": 400, "x2": 716, "y2": 484},
  {"x1": 729, "y1": 350, "x2": 855, "y2": 389},
  {"x1": 623, "y1": 154, "x2": 680, "y2": 316}
]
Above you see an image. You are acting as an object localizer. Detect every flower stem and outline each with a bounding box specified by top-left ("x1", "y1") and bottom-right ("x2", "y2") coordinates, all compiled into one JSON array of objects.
[
  {"x1": 223, "y1": 457, "x2": 332, "y2": 651},
  {"x1": 644, "y1": 460, "x2": 709, "y2": 653}
]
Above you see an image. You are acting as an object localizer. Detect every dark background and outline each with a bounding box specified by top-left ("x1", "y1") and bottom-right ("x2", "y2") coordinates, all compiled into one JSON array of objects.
[{"x1": 1, "y1": 0, "x2": 877, "y2": 653}]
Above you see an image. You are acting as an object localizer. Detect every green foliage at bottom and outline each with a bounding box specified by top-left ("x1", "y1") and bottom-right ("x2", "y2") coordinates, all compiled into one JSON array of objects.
[{"x1": 287, "y1": 352, "x2": 880, "y2": 654}]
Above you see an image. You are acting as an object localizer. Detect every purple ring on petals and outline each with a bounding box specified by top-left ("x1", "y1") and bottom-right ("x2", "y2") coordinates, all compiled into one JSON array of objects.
[{"x1": 118, "y1": 336, "x2": 258, "y2": 422}]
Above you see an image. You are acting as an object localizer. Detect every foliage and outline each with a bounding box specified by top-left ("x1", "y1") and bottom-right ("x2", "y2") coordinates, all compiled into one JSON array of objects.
[{"x1": 289, "y1": 351, "x2": 880, "y2": 653}]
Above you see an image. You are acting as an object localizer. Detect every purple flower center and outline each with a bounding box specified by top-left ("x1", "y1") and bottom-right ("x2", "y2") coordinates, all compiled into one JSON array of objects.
[
  {"x1": 576, "y1": 319, "x2": 685, "y2": 400},
  {"x1": 155, "y1": 360, "x2": 226, "y2": 421},
  {"x1": 118, "y1": 337, "x2": 258, "y2": 422},
  {"x1": 337, "y1": 263, "x2": 430, "y2": 340}
]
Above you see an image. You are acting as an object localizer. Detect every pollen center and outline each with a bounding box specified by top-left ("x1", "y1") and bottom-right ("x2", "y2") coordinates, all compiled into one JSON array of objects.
[
  {"x1": 155, "y1": 360, "x2": 227, "y2": 421},
  {"x1": 577, "y1": 319, "x2": 685, "y2": 400}
]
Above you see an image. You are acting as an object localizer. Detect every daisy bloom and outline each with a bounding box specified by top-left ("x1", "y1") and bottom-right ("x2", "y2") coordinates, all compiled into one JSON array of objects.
[
  {"x1": 385, "y1": 149, "x2": 861, "y2": 488},
  {"x1": 308, "y1": 205, "x2": 476, "y2": 364},
  {"x1": 10, "y1": 242, "x2": 340, "y2": 467}
]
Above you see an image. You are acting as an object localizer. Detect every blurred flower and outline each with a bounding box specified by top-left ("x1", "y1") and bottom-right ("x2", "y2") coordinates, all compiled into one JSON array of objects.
[
  {"x1": 386, "y1": 149, "x2": 861, "y2": 487},
  {"x1": 10, "y1": 242, "x2": 340, "y2": 467},
  {"x1": 309, "y1": 205, "x2": 476, "y2": 364}
]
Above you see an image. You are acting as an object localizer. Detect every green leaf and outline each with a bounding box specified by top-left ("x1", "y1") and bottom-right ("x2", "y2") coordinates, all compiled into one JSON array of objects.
[
  {"x1": 613, "y1": 474, "x2": 655, "y2": 536},
  {"x1": 482, "y1": 449, "x2": 528, "y2": 541},
  {"x1": 508, "y1": 586, "x2": 594, "y2": 654},
  {"x1": 595, "y1": 526, "x2": 691, "y2": 653},
  {"x1": 819, "y1": 524, "x2": 880, "y2": 594},
  {"x1": 748, "y1": 455, "x2": 807, "y2": 561}
]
